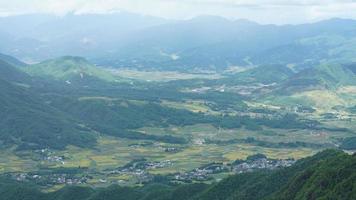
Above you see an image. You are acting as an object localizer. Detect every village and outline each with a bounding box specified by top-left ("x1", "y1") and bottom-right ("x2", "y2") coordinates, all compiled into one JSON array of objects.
[
  {"x1": 6, "y1": 151, "x2": 295, "y2": 186},
  {"x1": 173, "y1": 155, "x2": 295, "y2": 182}
]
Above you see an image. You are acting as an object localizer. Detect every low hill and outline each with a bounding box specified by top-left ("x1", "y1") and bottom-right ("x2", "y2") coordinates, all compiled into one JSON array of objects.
[
  {"x1": 223, "y1": 64, "x2": 295, "y2": 85},
  {"x1": 24, "y1": 56, "x2": 120, "y2": 84},
  {"x1": 261, "y1": 63, "x2": 356, "y2": 109},
  {"x1": 1, "y1": 149, "x2": 354, "y2": 200},
  {"x1": 277, "y1": 64, "x2": 356, "y2": 94}
]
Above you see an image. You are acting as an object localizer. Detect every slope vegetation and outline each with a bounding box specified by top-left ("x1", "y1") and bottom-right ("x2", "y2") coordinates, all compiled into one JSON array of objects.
[{"x1": 0, "y1": 60, "x2": 96, "y2": 150}]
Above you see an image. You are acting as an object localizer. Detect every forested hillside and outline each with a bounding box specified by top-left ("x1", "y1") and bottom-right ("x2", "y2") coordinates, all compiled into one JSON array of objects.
[{"x1": 0, "y1": 59, "x2": 96, "y2": 150}]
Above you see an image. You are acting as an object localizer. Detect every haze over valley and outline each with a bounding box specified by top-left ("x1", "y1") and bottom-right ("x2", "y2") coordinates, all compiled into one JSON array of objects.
[{"x1": 0, "y1": 1, "x2": 355, "y2": 199}]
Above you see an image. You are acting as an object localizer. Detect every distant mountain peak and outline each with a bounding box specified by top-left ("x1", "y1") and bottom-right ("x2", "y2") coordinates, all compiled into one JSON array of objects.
[{"x1": 188, "y1": 15, "x2": 231, "y2": 23}]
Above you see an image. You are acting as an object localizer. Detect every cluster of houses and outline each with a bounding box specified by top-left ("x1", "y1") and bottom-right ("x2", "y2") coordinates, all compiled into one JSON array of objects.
[
  {"x1": 9, "y1": 151, "x2": 296, "y2": 186},
  {"x1": 51, "y1": 175, "x2": 88, "y2": 185},
  {"x1": 189, "y1": 83, "x2": 276, "y2": 96},
  {"x1": 35, "y1": 148, "x2": 65, "y2": 165},
  {"x1": 232, "y1": 157, "x2": 295, "y2": 174},
  {"x1": 163, "y1": 147, "x2": 181, "y2": 153},
  {"x1": 145, "y1": 160, "x2": 173, "y2": 169},
  {"x1": 11, "y1": 173, "x2": 88, "y2": 186},
  {"x1": 109, "y1": 159, "x2": 173, "y2": 174},
  {"x1": 104, "y1": 159, "x2": 173, "y2": 184},
  {"x1": 174, "y1": 163, "x2": 229, "y2": 182},
  {"x1": 172, "y1": 156, "x2": 295, "y2": 182}
]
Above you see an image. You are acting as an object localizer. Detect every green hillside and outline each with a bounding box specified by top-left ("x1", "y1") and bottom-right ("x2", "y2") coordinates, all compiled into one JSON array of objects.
[
  {"x1": 228, "y1": 65, "x2": 295, "y2": 85},
  {"x1": 0, "y1": 60, "x2": 96, "y2": 150},
  {"x1": 271, "y1": 152, "x2": 356, "y2": 199},
  {"x1": 24, "y1": 56, "x2": 120, "y2": 83},
  {"x1": 279, "y1": 64, "x2": 356, "y2": 94},
  {"x1": 197, "y1": 149, "x2": 355, "y2": 200}
]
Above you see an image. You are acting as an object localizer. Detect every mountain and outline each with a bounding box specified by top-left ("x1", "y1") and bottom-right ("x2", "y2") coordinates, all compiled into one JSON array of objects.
[
  {"x1": 0, "y1": 59, "x2": 96, "y2": 150},
  {"x1": 0, "y1": 12, "x2": 167, "y2": 40},
  {"x1": 93, "y1": 17, "x2": 356, "y2": 71},
  {"x1": 0, "y1": 12, "x2": 168, "y2": 62},
  {"x1": 0, "y1": 149, "x2": 354, "y2": 200},
  {"x1": 0, "y1": 59, "x2": 31, "y2": 84},
  {"x1": 23, "y1": 56, "x2": 121, "y2": 84},
  {"x1": 0, "y1": 53, "x2": 27, "y2": 67},
  {"x1": 1, "y1": 14, "x2": 355, "y2": 71}
]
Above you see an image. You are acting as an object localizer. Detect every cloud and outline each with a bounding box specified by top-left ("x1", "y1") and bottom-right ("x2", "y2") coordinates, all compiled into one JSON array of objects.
[{"x1": 0, "y1": 0, "x2": 355, "y2": 24}]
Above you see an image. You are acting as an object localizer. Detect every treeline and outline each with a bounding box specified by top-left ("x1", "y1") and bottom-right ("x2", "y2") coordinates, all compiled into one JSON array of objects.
[{"x1": 206, "y1": 137, "x2": 333, "y2": 149}]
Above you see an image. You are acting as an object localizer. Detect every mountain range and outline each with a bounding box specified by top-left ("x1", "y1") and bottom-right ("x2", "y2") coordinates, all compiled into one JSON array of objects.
[{"x1": 1, "y1": 13, "x2": 356, "y2": 71}]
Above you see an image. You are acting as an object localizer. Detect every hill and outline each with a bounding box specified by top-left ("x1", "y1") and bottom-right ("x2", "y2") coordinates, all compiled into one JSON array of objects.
[
  {"x1": 24, "y1": 56, "x2": 120, "y2": 84},
  {"x1": 277, "y1": 64, "x2": 356, "y2": 94},
  {"x1": 0, "y1": 60, "x2": 96, "y2": 150},
  {"x1": 219, "y1": 64, "x2": 295, "y2": 85},
  {"x1": 196, "y1": 149, "x2": 355, "y2": 200},
  {"x1": 0, "y1": 149, "x2": 354, "y2": 200}
]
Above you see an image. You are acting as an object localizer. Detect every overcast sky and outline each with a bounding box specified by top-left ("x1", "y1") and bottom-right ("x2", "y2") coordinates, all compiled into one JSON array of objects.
[{"x1": 0, "y1": 0, "x2": 356, "y2": 24}]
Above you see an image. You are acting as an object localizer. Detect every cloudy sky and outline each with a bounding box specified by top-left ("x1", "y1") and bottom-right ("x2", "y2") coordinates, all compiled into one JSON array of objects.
[{"x1": 0, "y1": 0, "x2": 356, "y2": 24}]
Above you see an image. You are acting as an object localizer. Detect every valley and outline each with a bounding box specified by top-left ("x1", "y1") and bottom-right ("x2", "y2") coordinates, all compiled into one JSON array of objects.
[
  {"x1": 0, "y1": 11, "x2": 355, "y2": 200},
  {"x1": 0, "y1": 55, "x2": 355, "y2": 192}
]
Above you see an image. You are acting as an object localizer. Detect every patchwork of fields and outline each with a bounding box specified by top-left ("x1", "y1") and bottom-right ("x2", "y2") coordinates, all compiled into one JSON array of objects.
[{"x1": 1, "y1": 61, "x2": 355, "y2": 190}]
